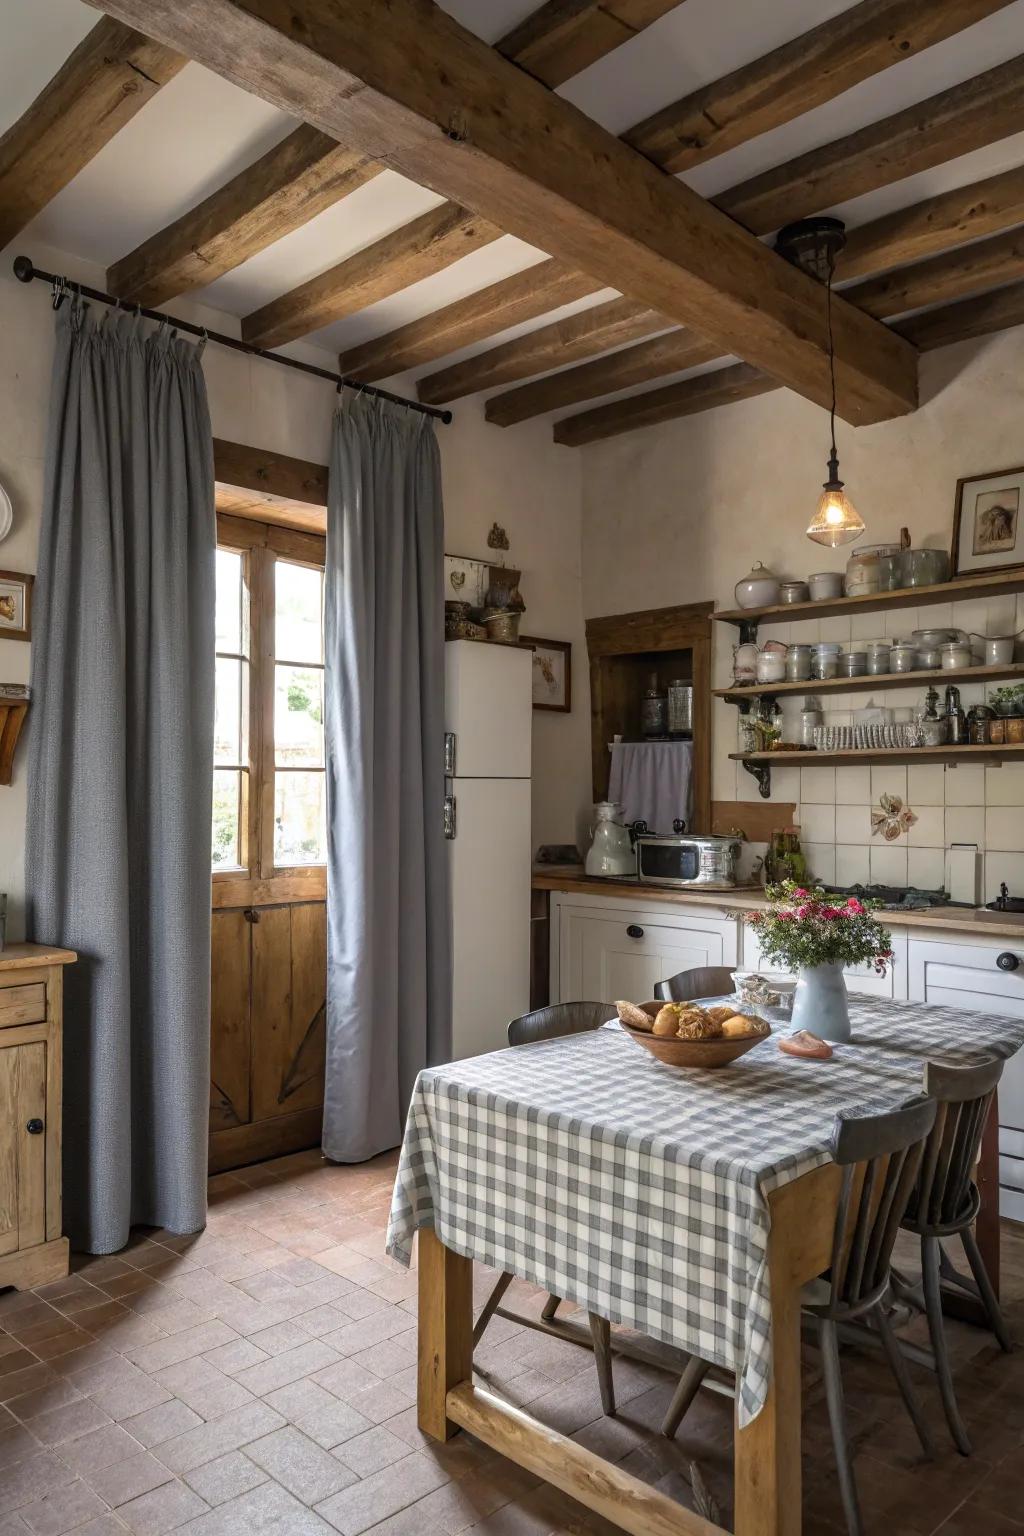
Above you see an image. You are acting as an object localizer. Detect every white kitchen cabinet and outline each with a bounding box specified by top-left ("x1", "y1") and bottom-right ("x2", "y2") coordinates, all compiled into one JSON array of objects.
[
  {"x1": 908, "y1": 935, "x2": 1024, "y2": 1222},
  {"x1": 740, "y1": 923, "x2": 909, "y2": 1000},
  {"x1": 551, "y1": 894, "x2": 739, "y2": 1005}
]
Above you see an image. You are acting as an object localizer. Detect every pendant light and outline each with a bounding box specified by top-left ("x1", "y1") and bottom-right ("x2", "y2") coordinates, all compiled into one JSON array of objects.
[{"x1": 775, "y1": 218, "x2": 865, "y2": 548}]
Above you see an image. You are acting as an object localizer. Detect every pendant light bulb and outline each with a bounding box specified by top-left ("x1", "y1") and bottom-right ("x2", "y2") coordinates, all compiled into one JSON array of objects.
[{"x1": 806, "y1": 448, "x2": 865, "y2": 547}]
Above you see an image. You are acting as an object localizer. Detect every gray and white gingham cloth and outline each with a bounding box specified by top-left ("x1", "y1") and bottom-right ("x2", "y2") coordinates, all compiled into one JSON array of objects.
[{"x1": 387, "y1": 998, "x2": 1024, "y2": 1424}]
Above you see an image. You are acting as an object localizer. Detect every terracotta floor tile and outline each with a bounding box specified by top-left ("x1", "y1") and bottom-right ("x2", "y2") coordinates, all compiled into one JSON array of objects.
[
  {"x1": 294, "y1": 1399, "x2": 373, "y2": 1453},
  {"x1": 313, "y1": 1450, "x2": 450, "y2": 1535},
  {"x1": 182, "y1": 1451, "x2": 268, "y2": 1508},
  {"x1": 58, "y1": 1422, "x2": 147, "y2": 1476},
  {"x1": 121, "y1": 1399, "x2": 204, "y2": 1450},
  {"x1": 17, "y1": 1476, "x2": 109, "y2": 1536},
  {"x1": 6, "y1": 1376, "x2": 83, "y2": 1421},
  {"x1": 0, "y1": 1421, "x2": 43, "y2": 1469},
  {"x1": 80, "y1": 1448, "x2": 175, "y2": 1508},
  {"x1": 332, "y1": 1426, "x2": 411, "y2": 1480},
  {"x1": 0, "y1": 1448, "x2": 78, "y2": 1510},
  {"x1": 28, "y1": 1397, "x2": 112, "y2": 1447},
  {"x1": 116, "y1": 1478, "x2": 209, "y2": 1535},
  {"x1": 245, "y1": 1425, "x2": 356, "y2": 1505},
  {"x1": 233, "y1": 1340, "x2": 341, "y2": 1399},
  {"x1": 153, "y1": 1401, "x2": 287, "y2": 1476}
]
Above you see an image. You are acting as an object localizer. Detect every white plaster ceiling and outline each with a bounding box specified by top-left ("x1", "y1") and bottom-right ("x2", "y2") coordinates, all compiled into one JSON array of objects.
[{"x1": 3, "y1": 0, "x2": 1024, "y2": 418}]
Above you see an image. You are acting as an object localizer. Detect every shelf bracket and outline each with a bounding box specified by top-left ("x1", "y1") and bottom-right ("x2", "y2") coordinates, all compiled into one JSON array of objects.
[
  {"x1": 736, "y1": 617, "x2": 759, "y2": 645},
  {"x1": 741, "y1": 757, "x2": 772, "y2": 798}
]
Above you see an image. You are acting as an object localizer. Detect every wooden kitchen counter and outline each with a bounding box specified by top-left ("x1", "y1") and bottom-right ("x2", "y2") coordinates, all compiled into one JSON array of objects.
[{"x1": 532, "y1": 867, "x2": 1024, "y2": 940}]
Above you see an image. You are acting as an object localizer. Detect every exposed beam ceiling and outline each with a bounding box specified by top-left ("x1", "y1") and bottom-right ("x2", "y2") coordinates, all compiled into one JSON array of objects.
[
  {"x1": 105, "y1": 0, "x2": 686, "y2": 305},
  {"x1": 90, "y1": 0, "x2": 918, "y2": 425},
  {"x1": 365, "y1": 51, "x2": 1024, "y2": 389},
  {"x1": 840, "y1": 163, "x2": 1024, "y2": 278},
  {"x1": 241, "y1": 205, "x2": 501, "y2": 349},
  {"x1": 553, "y1": 276, "x2": 1024, "y2": 445},
  {"x1": 623, "y1": 0, "x2": 1014, "y2": 174},
  {"x1": 0, "y1": 18, "x2": 184, "y2": 251}
]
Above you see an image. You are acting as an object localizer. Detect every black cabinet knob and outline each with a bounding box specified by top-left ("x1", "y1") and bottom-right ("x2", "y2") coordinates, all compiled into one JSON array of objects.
[
  {"x1": 996, "y1": 951, "x2": 1020, "y2": 972},
  {"x1": 626, "y1": 924, "x2": 644, "y2": 939},
  {"x1": 26, "y1": 1119, "x2": 44, "y2": 1135}
]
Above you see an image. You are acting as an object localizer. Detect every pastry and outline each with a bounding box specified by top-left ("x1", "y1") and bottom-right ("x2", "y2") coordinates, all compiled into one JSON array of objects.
[
  {"x1": 652, "y1": 1005, "x2": 682, "y2": 1036},
  {"x1": 720, "y1": 1013, "x2": 770, "y2": 1039},
  {"x1": 705, "y1": 1005, "x2": 736, "y2": 1027},
  {"x1": 779, "y1": 1030, "x2": 833, "y2": 1061},
  {"x1": 616, "y1": 1000, "x2": 654, "y2": 1032}
]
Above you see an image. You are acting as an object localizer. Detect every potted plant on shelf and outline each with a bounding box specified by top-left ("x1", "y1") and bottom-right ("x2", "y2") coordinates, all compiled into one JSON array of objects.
[
  {"x1": 746, "y1": 882, "x2": 894, "y2": 1043},
  {"x1": 990, "y1": 683, "x2": 1024, "y2": 718}
]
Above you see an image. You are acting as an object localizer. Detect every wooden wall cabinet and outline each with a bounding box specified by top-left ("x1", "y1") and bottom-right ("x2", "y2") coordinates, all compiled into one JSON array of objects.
[
  {"x1": 209, "y1": 902, "x2": 326, "y2": 1173},
  {"x1": 0, "y1": 943, "x2": 75, "y2": 1290}
]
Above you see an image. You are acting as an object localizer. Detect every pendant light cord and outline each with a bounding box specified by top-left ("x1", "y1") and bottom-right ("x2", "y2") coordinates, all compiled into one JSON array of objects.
[{"x1": 826, "y1": 261, "x2": 837, "y2": 461}]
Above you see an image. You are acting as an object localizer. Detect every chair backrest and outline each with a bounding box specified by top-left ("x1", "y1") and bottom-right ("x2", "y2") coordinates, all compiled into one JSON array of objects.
[
  {"x1": 823, "y1": 1096, "x2": 937, "y2": 1316},
  {"x1": 907, "y1": 1056, "x2": 1004, "y2": 1232},
  {"x1": 508, "y1": 1001, "x2": 613, "y2": 1047},
  {"x1": 655, "y1": 966, "x2": 736, "y2": 1002}
]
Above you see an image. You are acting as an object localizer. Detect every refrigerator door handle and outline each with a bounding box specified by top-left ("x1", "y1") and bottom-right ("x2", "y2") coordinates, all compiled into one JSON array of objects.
[
  {"x1": 444, "y1": 732, "x2": 457, "y2": 776},
  {"x1": 443, "y1": 793, "x2": 456, "y2": 840}
]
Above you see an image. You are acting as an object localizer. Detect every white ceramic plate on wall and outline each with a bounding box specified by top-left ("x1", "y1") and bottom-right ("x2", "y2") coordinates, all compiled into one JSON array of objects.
[{"x1": 0, "y1": 482, "x2": 12, "y2": 543}]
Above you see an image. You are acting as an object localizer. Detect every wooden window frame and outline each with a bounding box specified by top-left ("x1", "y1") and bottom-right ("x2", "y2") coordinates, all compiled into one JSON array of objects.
[{"x1": 213, "y1": 510, "x2": 327, "y2": 909}]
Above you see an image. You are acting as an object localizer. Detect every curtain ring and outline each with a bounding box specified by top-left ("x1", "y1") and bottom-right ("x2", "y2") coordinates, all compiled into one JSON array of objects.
[
  {"x1": 51, "y1": 275, "x2": 67, "y2": 311},
  {"x1": 196, "y1": 327, "x2": 208, "y2": 359}
]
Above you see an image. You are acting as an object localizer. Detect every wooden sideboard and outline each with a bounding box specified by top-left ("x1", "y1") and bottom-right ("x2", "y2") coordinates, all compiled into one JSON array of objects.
[{"x1": 0, "y1": 942, "x2": 75, "y2": 1290}]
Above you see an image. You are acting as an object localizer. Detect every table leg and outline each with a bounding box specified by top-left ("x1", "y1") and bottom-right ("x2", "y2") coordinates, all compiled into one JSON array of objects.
[{"x1": 417, "y1": 1226, "x2": 473, "y2": 1440}]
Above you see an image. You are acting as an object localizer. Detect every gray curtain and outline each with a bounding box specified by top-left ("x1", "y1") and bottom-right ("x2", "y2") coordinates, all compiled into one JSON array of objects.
[
  {"x1": 322, "y1": 393, "x2": 450, "y2": 1162},
  {"x1": 26, "y1": 300, "x2": 215, "y2": 1254}
]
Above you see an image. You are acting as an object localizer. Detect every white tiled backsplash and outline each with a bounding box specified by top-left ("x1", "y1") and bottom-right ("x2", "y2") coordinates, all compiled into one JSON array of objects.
[{"x1": 714, "y1": 594, "x2": 1024, "y2": 900}]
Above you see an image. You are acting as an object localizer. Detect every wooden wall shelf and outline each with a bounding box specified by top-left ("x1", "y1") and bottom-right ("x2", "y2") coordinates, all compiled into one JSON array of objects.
[
  {"x1": 0, "y1": 699, "x2": 29, "y2": 786},
  {"x1": 712, "y1": 569, "x2": 1024, "y2": 630},
  {"x1": 731, "y1": 743, "x2": 1024, "y2": 769},
  {"x1": 715, "y1": 661, "x2": 1024, "y2": 703}
]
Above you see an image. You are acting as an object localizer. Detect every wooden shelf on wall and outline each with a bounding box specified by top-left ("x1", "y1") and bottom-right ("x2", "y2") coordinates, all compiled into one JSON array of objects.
[
  {"x1": 731, "y1": 743, "x2": 1024, "y2": 769},
  {"x1": 0, "y1": 699, "x2": 29, "y2": 786},
  {"x1": 715, "y1": 661, "x2": 1024, "y2": 703},
  {"x1": 712, "y1": 569, "x2": 1024, "y2": 630}
]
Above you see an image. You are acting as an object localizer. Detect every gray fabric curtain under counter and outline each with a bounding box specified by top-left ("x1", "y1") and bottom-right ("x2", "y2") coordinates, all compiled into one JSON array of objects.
[
  {"x1": 322, "y1": 393, "x2": 450, "y2": 1163},
  {"x1": 26, "y1": 301, "x2": 215, "y2": 1254}
]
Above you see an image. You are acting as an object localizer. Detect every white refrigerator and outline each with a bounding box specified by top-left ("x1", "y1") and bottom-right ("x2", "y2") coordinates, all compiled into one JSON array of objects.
[{"x1": 444, "y1": 640, "x2": 533, "y2": 1061}]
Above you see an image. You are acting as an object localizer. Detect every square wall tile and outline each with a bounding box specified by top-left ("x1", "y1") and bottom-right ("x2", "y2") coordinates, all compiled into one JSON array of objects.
[
  {"x1": 835, "y1": 804, "x2": 872, "y2": 844},
  {"x1": 907, "y1": 764, "x2": 945, "y2": 807},
  {"x1": 798, "y1": 803, "x2": 835, "y2": 844},
  {"x1": 945, "y1": 763, "x2": 986, "y2": 806},
  {"x1": 870, "y1": 843, "x2": 908, "y2": 886},
  {"x1": 907, "y1": 805, "x2": 945, "y2": 847},
  {"x1": 800, "y1": 767, "x2": 836, "y2": 804},
  {"x1": 984, "y1": 851, "x2": 1024, "y2": 903},
  {"x1": 768, "y1": 765, "x2": 800, "y2": 804},
  {"x1": 946, "y1": 807, "x2": 986, "y2": 848},
  {"x1": 985, "y1": 807, "x2": 1024, "y2": 853},
  {"x1": 835, "y1": 845, "x2": 870, "y2": 886},
  {"x1": 908, "y1": 848, "x2": 945, "y2": 890},
  {"x1": 985, "y1": 763, "x2": 1024, "y2": 806},
  {"x1": 835, "y1": 765, "x2": 871, "y2": 805},
  {"x1": 805, "y1": 843, "x2": 836, "y2": 884},
  {"x1": 818, "y1": 616, "x2": 852, "y2": 644},
  {"x1": 871, "y1": 765, "x2": 907, "y2": 804}
]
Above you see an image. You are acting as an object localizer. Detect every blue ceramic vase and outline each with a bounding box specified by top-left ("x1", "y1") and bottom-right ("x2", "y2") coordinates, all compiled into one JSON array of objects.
[{"x1": 791, "y1": 962, "x2": 851, "y2": 1043}]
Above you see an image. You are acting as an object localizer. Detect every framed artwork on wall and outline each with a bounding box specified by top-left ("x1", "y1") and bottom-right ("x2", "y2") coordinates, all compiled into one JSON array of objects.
[
  {"x1": 521, "y1": 636, "x2": 571, "y2": 712},
  {"x1": 0, "y1": 570, "x2": 32, "y2": 641},
  {"x1": 951, "y1": 466, "x2": 1024, "y2": 578},
  {"x1": 443, "y1": 553, "x2": 489, "y2": 607}
]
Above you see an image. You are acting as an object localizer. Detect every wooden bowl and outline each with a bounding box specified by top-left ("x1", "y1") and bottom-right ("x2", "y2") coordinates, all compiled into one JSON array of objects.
[{"x1": 617, "y1": 1002, "x2": 769, "y2": 1069}]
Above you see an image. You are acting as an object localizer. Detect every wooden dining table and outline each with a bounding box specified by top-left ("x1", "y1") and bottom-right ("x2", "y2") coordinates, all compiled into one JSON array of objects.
[{"x1": 386, "y1": 998, "x2": 1024, "y2": 1536}]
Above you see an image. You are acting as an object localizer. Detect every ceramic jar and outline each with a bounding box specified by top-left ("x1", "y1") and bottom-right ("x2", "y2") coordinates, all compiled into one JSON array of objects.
[
  {"x1": 756, "y1": 650, "x2": 787, "y2": 684},
  {"x1": 733, "y1": 640, "x2": 759, "y2": 684},
  {"x1": 799, "y1": 699, "x2": 823, "y2": 747},
  {"x1": 889, "y1": 642, "x2": 918, "y2": 674},
  {"x1": 808, "y1": 571, "x2": 844, "y2": 601},
  {"x1": 734, "y1": 562, "x2": 781, "y2": 609},
  {"x1": 897, "y1": 548, "x2": 950, "y2": 588},
  {"x1": 941, "y1": 641, "x2": 972, "y2": 670},
  {"x1": 840, "y1": 650, "x2": 867, "y2": 677},
  {"x1": 845, "y1": 544, "x2": 898, "y2": 598},
  {"x1": 780, "y1": 581, "x2": 809, "y2": 604},
  {"x1": 866, "y1": 643, "x2": 891, "y2": 675},
  {"x1": 979, "y1": 636, "x2": 1016, "y2": 664},
  {"x1": 811, "y1": 642, "x2": 841, "y2": 680},
  {"x1": 785, "y1": 644, "x2": 812, "y2": 681},
  {"x1": 916, "y1": 645, "x2": 942, "y2": 670}
]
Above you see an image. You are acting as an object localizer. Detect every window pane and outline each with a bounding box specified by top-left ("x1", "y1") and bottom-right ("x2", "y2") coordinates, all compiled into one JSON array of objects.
[
  {"x1": 274, "y1": 772, "x2": 326, "y2": 865},
  {"x1": 215, "y1": 549, "x2": 242, "y2": 653},
  {"x1": 275, "y1": 561, "x2": 323, "y2": 664},
  {"x1": 214, "y1": 657, "x2": 242, "y2": 765},
  {"x1": 275, "y1": 664, "x2": 324, "y2": 767},
  {"x1": 212, "y1": 769, "x2": 242, "y2": 868}
]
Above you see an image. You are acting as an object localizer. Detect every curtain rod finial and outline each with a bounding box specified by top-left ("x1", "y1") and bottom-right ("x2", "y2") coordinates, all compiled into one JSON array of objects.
[{"x1": 13, "y1": 255, "x2": 34, "y2": 284}]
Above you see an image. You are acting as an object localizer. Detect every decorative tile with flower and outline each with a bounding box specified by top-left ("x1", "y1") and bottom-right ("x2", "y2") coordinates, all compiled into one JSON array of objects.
[{"x1": 871, "y1": 793, "x2": 917, "y2": 842}]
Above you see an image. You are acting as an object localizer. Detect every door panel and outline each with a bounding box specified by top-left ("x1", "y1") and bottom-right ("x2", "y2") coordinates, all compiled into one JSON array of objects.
[
  {"x1": 210, "y1": 909, "x2": 252, "y2": 1131},
  {"x1": 0, "y1": 1048, "x2": 18, "y2": 1256},
  {"x1": 252, "y1": 903, "x2": 327, "y2": 1121},
  {"x1": 0, "y1": 1043, "x2": 46, "y2": 1256},
  {"x1": 560, "y1": 906, "x2": 730, "y2": 1003}
]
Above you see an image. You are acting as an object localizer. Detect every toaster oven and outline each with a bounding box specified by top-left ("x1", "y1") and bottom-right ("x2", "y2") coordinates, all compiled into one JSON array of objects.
[{"x1": 634, "y1": 832, "x2": 741, "y2": 889}]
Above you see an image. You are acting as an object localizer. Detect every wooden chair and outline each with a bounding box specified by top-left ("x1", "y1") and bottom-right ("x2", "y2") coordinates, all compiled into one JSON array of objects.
[
  {"x1": 662, "y1": 1096, "x2": 938, "y2": 1536},
  {"x1": 472, "y1": 1001, "x2": 618, "y2": 1413},
  {"x1": 896, "y1": 1056, "x2": 1011, "y2": 1455},
  {"x1": 654, "y1": 965, "x2": 736, "y2": 1002}
]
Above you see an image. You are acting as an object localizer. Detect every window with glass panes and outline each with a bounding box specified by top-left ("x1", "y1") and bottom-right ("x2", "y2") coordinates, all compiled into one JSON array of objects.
[{"x1": 212, "y1": 518, "x2": 326, "y2": 885}]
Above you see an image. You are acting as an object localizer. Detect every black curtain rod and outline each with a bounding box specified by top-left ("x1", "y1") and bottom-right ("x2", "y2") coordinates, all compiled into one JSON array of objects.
[{"x1": 12, "y1": 255, "x2": 452, "y2": 425}]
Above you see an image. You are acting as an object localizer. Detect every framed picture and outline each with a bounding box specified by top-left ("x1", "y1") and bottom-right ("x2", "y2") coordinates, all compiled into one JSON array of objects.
[
  {"x1": 951, "y1": 466, "x2": 1024, "y2": 578},
  {"x1": 522, "y1": 636, "x2": 571, "y2": 713},
  {"x1": 0, "y1": 570, "x2": 32, "y2": 641},
  {"x1": 444, "y1": 553, "x2": 488, "y2": 608}
]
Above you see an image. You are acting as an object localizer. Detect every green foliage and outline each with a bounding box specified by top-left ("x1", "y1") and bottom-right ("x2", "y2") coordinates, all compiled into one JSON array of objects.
[
  {"x1": 747, "y1": 881, "x2": 894, "y2": 974},
  {"x1": 288, "y1": 676, "x2": 322, "y2": 723}
]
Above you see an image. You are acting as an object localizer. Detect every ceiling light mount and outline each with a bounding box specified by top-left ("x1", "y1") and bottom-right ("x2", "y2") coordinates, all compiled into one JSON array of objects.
[{"x1": 774, "y1": 216, "x2": 847, "y2": 282}]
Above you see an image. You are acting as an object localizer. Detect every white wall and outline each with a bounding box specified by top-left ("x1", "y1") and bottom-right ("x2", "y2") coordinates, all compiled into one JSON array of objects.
[
  {"x1": 0, "y1": 242, "x2": 588, "y2": 939},
  {"x1": 581, "y1": 330, "x2": 1024, "y2": 899}
]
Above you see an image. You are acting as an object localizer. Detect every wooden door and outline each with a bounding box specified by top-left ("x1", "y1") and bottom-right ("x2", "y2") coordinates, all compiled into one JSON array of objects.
[{"x1": 0, "y1": 1042, "x2": 47, "y2": 1256}]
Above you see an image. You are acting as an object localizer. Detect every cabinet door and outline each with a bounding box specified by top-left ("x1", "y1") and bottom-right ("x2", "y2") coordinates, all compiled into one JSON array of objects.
[
  {"x1": 0, "y1": 1042, "x2": 46, "y2": 1256},
  {"x1": 908, "y1": 936, "x2": 1024, "y2": 1221},
  {"x1": 561, "y1": 907, "x2": 729, "y2": 1003}
]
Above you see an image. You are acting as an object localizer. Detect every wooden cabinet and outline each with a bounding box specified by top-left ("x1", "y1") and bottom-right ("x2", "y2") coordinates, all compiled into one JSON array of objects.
[
  {"x1": 0, "y1": 943, "x2": 75, "y2": 1291},
  {"x1": 209, "y1": 902, "x2": 326, "y2": 1173},
  {"x1": 552, "y1": 893, "x2": 738, "y2": 1003}
]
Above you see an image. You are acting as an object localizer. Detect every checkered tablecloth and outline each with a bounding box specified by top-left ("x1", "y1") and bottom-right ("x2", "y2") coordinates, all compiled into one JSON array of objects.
[{"x1": 386, "y1": 998, "x2": 1024, "y2": 1424}]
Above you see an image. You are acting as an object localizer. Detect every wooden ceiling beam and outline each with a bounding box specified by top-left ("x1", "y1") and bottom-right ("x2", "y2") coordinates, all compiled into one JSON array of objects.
[
  {"x1": 90, "y1": 0, "x2": 917, "y2": 424},
  {"x1": 0, "y1": 18, "x2": 184, "y2": 250},
  {"x1": 716, "y1": 55, "x2": 1024, "y2": 236},
  {"x1": 241, "y1": 204, "x2": 501, "y2": 350},
  {"x1": 105, "y1": 0, "x2": 684, "y2": 307},
  {"x1": 624, "y1": 0, "x2": 1014, "y2": 174},
  {"x1": 458, "y1": 173, "x2": 1024, "y2": 421},
  {"x1": 108, "y1": 128, "x2": 377, "y2": 305},
  {"x1": 553, "y1": 271, "x2": 1024, "y2": 445}
]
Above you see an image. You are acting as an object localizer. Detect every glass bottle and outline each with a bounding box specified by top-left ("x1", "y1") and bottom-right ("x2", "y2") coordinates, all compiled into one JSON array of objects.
[
  {"x1": 944, "y1": 684, "x2": 966, "y2": 745},
  {"x1": 641, "y1": 672, "x2": 667, "y2": 738}
]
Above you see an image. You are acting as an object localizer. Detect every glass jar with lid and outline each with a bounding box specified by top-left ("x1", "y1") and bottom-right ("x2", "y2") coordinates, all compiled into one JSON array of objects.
[{"x1": 845, "y1": 543, "x2": 899, "y2": 598}]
